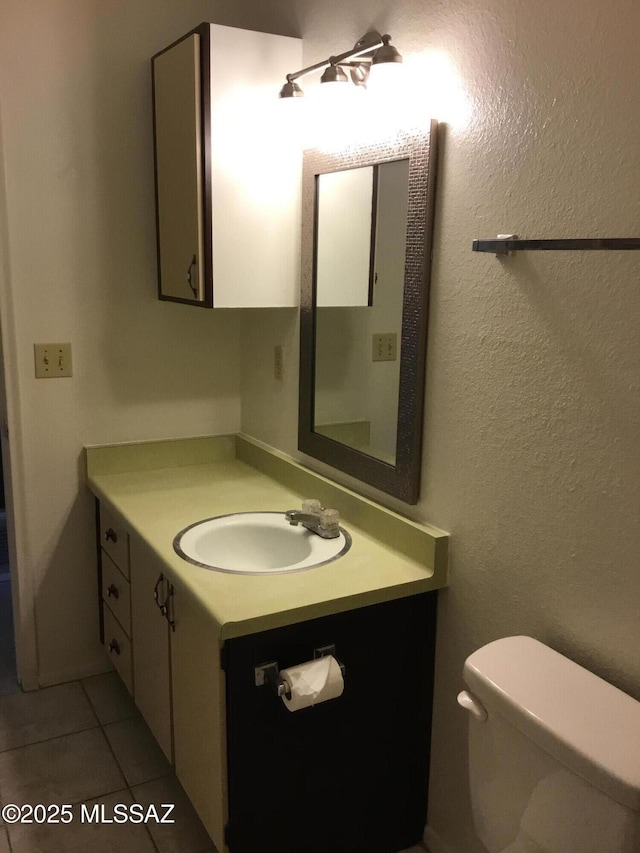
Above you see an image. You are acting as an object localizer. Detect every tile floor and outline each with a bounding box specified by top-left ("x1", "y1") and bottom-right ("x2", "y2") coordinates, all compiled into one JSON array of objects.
[
  {"x1": 0, "y1": 671, "x2": 428, "y2": 852},
  {"x1": 0, "y1": 672, "x2": 214, "y2": 852}
]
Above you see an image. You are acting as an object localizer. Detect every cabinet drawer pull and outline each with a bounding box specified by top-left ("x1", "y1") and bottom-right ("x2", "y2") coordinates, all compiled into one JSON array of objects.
[
  {"x1": 106, "y1": 584, "x2": 119, "y2": 599},
  {"x1": 104, "y1": 528, "x2": 118, "y2": 543},
  {"x1": 108, "y1": 639, "x2": 121, "y2": 655}
]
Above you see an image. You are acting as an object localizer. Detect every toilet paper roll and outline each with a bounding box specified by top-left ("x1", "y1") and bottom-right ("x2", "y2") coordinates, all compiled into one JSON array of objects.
[{"x1": 280, "y1": 655, "x2": 344, "y2": 712}]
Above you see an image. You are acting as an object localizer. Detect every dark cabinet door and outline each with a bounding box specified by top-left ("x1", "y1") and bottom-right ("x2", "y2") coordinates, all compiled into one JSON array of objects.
[{"x1": 224, "y1": 592, "x2": 437, "y2": 853}]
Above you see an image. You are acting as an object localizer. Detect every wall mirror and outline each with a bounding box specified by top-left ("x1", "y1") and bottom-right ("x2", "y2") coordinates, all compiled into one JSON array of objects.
[{"x1": 299, "y1": 121, "x2": 438, "y2": 503}]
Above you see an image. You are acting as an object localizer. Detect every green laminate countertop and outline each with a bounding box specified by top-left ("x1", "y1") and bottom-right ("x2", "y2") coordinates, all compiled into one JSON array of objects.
[{"x1": 86, "y1": 434, "x2": 448, "y2": 640}]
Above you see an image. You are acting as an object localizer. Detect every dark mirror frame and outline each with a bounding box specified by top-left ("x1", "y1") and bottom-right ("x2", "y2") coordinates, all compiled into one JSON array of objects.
[{"x1": 298, "y1": 120, "x2": 438, "y2": 504}]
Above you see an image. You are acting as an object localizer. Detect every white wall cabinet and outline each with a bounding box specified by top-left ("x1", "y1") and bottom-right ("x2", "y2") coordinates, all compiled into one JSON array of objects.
[{"x1": 152, "y1": 23, "x2": 302, "y2": 308}]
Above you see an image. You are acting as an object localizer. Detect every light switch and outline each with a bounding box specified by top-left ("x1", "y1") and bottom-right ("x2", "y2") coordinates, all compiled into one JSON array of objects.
[
  {"x1": 372, "y1": 333, "x2": 397, "y2": 362},
  {"x1": 34, "y1": 343, "x2": 73, "y2": 378}
]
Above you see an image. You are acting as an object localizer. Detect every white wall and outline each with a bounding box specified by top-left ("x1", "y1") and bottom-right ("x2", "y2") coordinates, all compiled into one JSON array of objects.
[
  {"x1": 315, "y1": 307, "x2": 372, "y2": 427},
  {"x1": 241, "y1": 1, "x2": 640, "y2": 851},
  {"x1": 0, "y1": 0, "x2": 301, "y2": 687}
]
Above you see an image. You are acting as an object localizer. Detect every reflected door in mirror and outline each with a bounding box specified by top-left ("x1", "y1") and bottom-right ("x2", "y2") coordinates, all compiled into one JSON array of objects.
[
  {"x1": 316, "y1": 166, "x2": 375, "y2": 308},
  {"x1": 314, "y1": 159, "x2": 410, "y2": 465}
]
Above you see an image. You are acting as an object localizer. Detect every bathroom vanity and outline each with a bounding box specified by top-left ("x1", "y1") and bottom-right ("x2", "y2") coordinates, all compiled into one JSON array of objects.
[{"x1": 87, "y1": 435, "x2": 447, "y2": 852}]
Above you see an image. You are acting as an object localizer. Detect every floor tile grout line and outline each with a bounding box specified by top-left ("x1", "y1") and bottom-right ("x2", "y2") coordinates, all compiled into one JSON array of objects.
[
  {"x1": 0, "y1": 677, "x2": 209, "y2": 851},
  {"x1": 80, "y1": 677, "x2": 175, "y2": 837},
  {"x1": 2, "y1": 784, "x2": 133, "y2": 814},
  {"x1": 0, "y1": 721, "x2": 103, "y2": 755},
  {"x1": 98, "y1": 718, "x2": 172, "y2": 790},
  {"x1": 79, "y1": 673, "x2": 140, "y2": 727},
  {"x1": 83, "y1": 783, "x2": 133, "y2": 805},
  {"x1": 0, "y1": 678, "x2": 104, "y2": 754},
  {"x1": 78, "y1": 676, "x2": 105, "y2": 728},
  {"x1": 96, "y1": 723, "x2": 129, "y2": 791},
  {"x1": 3, "y1": 785, "x2": 138, "y2": 849},
  {"x1": 2, "y1": 822, "x2": 14, "y2": 853},
  {"x1": 128, "y1": 784, "x2": 162, "y2": 853},
  {"x1": 128, "y1": 770, "x2": 173, "y2": 790}
]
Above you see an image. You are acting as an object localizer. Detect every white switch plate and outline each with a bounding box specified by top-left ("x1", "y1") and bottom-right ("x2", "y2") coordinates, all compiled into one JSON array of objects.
[
  {"x1": 372, "y1": 333, "x2": 397, "y2": 362},
  {"x1": 34, "y1": 343, "x2": 73, "y2": 378}
]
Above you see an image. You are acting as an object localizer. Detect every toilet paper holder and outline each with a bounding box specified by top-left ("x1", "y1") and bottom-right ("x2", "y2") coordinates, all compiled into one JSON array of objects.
[
  {"x1": 255, "y1": 661, "x2": 291, "y2": 698},
  {"x1": 254, "y1": 644, "x2": 346, "y2": 698}
]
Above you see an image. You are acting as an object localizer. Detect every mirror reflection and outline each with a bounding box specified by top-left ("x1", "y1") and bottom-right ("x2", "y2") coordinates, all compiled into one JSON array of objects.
[
  {"x1": 314, "y1": 159, "x2": 410, "y2": 464},
  {"x1": 299, "y1": 122, "x2": 437, "y2": 503}
]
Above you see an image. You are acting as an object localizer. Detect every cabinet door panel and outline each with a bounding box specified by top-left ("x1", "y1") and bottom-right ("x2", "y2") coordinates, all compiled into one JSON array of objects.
[
  {"x1": 153, "y1": 33, "x2": 205, "y2": 303},
  {"x1": 171, "y1": 587, "x2": 226, "y2": 851},
  {"x1": 130, "y1": 535, "x2": 173, "y2": 762},
  {"x1": 224, "y1": 593, "x2": 437, "y2": 853}
]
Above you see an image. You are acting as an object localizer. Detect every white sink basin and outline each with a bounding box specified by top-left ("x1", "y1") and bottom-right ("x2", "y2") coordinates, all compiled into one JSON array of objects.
[{"x1": 173, "y1": 512, "x2": 351, "y2": 574}]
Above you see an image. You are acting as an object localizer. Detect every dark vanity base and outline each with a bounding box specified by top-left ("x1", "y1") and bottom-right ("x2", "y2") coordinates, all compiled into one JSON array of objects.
[{"x1": 223, "y1": 592, "x2": 438, "y2": 852}]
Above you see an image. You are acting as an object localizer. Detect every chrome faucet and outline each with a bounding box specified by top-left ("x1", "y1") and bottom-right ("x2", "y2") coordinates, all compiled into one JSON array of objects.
[{"x1": 284, "y1": 500, "x2": 341, "y2": 539}]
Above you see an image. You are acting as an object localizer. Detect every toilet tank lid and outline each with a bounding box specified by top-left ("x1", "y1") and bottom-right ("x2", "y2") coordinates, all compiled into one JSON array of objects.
[{"x1": 463, "y1": 636, "x2": 640, "y2": 813}]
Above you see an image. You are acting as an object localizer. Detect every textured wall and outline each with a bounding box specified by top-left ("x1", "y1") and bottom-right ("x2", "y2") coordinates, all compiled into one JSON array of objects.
[
  {"x1": 1, "y1": 0, "x2": 636, "y2": 845},
  {"x1": 240, "y1": 0, "x2": 640, "y2": 850}
]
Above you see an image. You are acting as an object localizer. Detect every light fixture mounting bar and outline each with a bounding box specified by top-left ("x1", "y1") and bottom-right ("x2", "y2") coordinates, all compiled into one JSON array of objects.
[{"x1": 285, "y1": 31, "x2": 385, "y2": 84}]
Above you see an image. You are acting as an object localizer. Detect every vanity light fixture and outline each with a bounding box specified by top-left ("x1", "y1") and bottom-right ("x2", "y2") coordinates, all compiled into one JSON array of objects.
[
  {"x1": 320, "y1": 63, "x2": 349, "y2": 86},
  {"x1": 278, "y1": 31, "x2": 403, "y2": 98}
]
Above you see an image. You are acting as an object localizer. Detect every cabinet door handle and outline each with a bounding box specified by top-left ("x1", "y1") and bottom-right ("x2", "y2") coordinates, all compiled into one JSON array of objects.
[
  {"x1": 108, "y1": 639, "x2": 121, "y2": 655},
  {"x1": 104, "y1": 528, "x2": 118, "y2": 543},
  {"x1": 106, "y1": 584, "x2": 119, "y2": 599},
  {"x1": 153, "y1": 573, "x2": 168, "y2": 614},
  {"x1": 166, "y1": 584, "x2": 176, "y2": 632},
  {"x1": 187, "y1": 254, "x2": 197, "y2": 298},
  {"x1": 153, "y1": 574, "x2": 175, "y2": 629}
]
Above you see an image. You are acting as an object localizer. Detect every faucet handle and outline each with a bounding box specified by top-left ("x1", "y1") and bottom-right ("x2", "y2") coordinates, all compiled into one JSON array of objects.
[
  {"x1": 302, "y1": 498, "x2": 322, "y2": 514},
  {"x1": 320, "y1": 508, "x2": 340, "y2": 533}
]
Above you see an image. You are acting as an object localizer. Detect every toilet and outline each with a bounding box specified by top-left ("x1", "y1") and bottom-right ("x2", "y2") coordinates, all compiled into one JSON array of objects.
[{"x1": 458, "y1": 636, "x2": 640, "y2": 853}]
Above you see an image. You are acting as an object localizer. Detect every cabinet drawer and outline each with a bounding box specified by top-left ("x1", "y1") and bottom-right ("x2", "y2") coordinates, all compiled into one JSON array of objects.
[
  {"x1": 99, "y1": 505, "x2": 129, "y2": 578},
  {"x1": 101, "y1": 552, "x2": 131, "y2": 637},
  {"x1": 103, "y1": 606, "x2": 133, "y2": 694}
]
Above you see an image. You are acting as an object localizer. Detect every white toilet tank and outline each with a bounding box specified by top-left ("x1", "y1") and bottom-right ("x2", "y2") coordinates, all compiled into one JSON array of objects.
[{"x1": 458, "y1": 636, "x2": 640, "y2": 853}]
